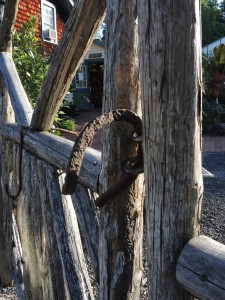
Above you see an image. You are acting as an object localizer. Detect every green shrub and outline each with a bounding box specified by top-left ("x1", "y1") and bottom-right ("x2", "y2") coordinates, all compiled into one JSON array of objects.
[
  {"x1": 12, "y1": 16, "x2": 49, "y2": 107},
  {"x1": 59, "y1": 118, "x2": 76, "y2": 132}
]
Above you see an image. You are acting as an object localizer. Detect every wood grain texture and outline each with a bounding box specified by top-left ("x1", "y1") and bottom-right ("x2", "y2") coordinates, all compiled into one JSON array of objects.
[
  {"x1": 0, "y1": 139, "x2": 13, "y2": 286},
  {"x1": 0, "y1": 0, "x2": 19, "y2": 51},
  {"x1": 31, "y1": 0, "x2": 106, "y2": 130},
  {"x1": 0, "y1": 52, "x2": 33, "y2": 126},
  {"x1": 71, "y1": 184, "x2": 99, "y2": 273},
  {"x1": 1, "y1": 123, "x2": 100, "y2": 288},
  {"x1": 0, "y1": 71, "x2": 15, "y2": 285},
  {"x1": 176, "y1": 235, "x2": 225, "y2": 300},
  {"x1": 99, "y1": 1, "x2": 144, "y2": 299},
  {"x1": 14, "y1": 151, "x2": 94, "y2": 299},
  {"x1": 0, "y1": 123, "x2": 101, "y2": 192},
  {"x1": 138, "y1": 1, "x2": 203, "y2": 299}
]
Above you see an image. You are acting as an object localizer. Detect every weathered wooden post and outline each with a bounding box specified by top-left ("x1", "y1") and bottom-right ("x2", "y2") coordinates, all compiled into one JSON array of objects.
[
  {"x1": 99, "y1": 1, "x2": 144, "y2": 299},
  {"x1": 0, "y1": 0, "x2": 105, "y2": 297},
  {"x1": 0, "y1": 0, "x2": 24, "y2": 287},
  {"x1": 177, "y1": 235, "x2": 225, "y2": 299},
  {"x1": 138, "y1": 0, "x2": 203, "y2": 298}
]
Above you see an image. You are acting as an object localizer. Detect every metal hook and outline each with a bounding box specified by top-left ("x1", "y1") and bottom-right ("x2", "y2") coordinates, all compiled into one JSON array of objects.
[{"x1": 5, "y1": 128, "x2": 25, "y2": 200}]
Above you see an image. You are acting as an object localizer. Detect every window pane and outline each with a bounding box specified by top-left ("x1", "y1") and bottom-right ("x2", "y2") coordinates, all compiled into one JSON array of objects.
[
  {"x1": 42, "y1": 1, "x2": 57, "y2": 43},
  {"x1": 76, "y1": 65, "x2": 87, "y2": 88},
  {"x1": 43, "y1": 5, "x2": 54, "y2": 27}
]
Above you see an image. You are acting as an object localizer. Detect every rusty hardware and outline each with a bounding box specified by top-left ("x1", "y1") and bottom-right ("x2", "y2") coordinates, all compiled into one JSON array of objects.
[
  {"x1": 122, "y1": 156, "x2": 144, "y2": 176},
  {"x1": 62, "y1": 109, "x2": 143, "y2": 207},
  {"x1": 5, "y1": 128, "x2": 25, "y2": 200}
]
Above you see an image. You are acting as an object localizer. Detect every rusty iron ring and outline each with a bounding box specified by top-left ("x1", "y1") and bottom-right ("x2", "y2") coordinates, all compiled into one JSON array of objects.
[{"x1": 62, "y1": 109, "x2": 143, "y2": 207}]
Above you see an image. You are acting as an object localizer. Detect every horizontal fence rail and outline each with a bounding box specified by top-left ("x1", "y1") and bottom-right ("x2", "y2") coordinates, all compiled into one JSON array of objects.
[{"x1": 0, "y1": 123, "x2": 101, "y2": 192}]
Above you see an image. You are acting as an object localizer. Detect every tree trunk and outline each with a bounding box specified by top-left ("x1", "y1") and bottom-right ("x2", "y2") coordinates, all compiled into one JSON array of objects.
[
  {"x1": 99, "y1": 1, "x2": 144, "y2": 299},
  {"x1": 138, "y1": 0, "x2": 203, "y2": 299}
]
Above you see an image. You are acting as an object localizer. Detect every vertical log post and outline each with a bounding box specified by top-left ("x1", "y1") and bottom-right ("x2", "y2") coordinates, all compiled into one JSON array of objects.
[
  {"x1": 99, "y1": 1, "x2": 144, "y2": 299},
  {"x1": 138, "y1": 0, "x2": 203, "y2": 299},
  {"x1": 0, "y1": 0, "x2": 20, "y2": 286}
]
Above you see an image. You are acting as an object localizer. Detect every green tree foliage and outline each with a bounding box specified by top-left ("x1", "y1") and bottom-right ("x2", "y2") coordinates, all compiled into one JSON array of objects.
[
  {"x1": 12, "y1": 16, "x2": 49, "y2": 107},
  {"x1": 202, "y1": 0, "x2": 225, "y2": 45}
]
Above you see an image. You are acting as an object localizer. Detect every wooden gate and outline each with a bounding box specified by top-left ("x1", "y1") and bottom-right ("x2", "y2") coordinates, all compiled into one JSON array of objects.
[{"x1": 0, "y1": 0, "x2": 225, "y2": 300}]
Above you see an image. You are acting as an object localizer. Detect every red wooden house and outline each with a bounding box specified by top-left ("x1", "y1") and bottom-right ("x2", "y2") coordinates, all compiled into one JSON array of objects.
[
  {"x1": 14, "y1": 0, "x2": 105, "y2": 109},
  {"x1": 15, "y1": 0, "x2": 72, "y2": 53}
]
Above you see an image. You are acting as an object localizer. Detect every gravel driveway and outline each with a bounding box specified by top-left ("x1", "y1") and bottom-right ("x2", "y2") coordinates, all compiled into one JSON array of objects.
[{"x1": 201, "y1": 152, "x2": 225, "y2": 243}]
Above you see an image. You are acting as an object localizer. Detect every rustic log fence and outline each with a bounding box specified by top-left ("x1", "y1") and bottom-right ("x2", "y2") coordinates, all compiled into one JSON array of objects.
[{"x1": 0, "y1": 0, "x2": 225, "y2": 299}]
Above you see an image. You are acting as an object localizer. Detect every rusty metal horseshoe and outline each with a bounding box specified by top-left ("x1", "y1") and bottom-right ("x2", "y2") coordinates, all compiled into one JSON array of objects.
[{"x1": 62, "y1": 109, "x2": 143, "y2": 207}]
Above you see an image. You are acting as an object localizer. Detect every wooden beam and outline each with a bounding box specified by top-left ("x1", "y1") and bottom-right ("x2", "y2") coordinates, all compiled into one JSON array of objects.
[
  {"x1": 0, "y1": 123, "x2": 101, "y2": 191},
  {"x1": 99, "y1": 1, "x2": 144, "y2": 298},
  {"x1": 138, "y1": 0, "x2": 203, "y2": 298},
  {"x1": 176, "y1": 235, "x2": 225, "y2": 300},
  {"x1": 31, "y1": 0, "x2": 106, "y2": 130},
  {"x1": 10, "y1": 150, "x2": 94, "y2": 299},
  {"x1": 0, "y1": 0, "x2": 20, "y2": 52},
  {"x1": 0, "y1": 52, "x2": 33, "y2": 126},
  {"x1": 71, "y1": 184, "x2": 99, "y2": 273}
]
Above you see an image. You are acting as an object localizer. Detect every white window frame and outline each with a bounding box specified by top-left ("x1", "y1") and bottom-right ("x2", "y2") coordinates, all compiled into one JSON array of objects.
[
  {"x1": 75, "y1": 65, "x2": 87, "y2": 89},
  {"x1": 41, "y1": 0, "x2": 57, "y2": 44}
]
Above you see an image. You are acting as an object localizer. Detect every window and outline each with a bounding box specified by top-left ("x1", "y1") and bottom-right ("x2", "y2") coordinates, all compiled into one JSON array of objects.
[
  {"x1": 89, "y1": 53, "x2": 102, "y2": 59},
  {"x1": 41, "y1": 0, "x2": 57, "y2": 44},
  {"x1": 75, "y1": 65, "x2": 87, "y2": 88}
]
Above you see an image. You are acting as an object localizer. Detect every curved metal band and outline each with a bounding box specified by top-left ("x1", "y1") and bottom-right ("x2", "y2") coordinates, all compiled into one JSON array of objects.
[{"x1": 62, "y1": 109, "x2": 143, "y2": 207}]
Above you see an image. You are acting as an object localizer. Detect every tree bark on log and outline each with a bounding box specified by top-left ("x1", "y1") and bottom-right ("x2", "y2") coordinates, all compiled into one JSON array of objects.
[
  {"x1": 138, "y1": 1, "x2": 203, "y2": 299},
  {"x1": 31, "y1": 0, "x2": 106, "y2": 131},
  {"x1": 99, "y1": 1, "x2": 144, "y2": 299}
]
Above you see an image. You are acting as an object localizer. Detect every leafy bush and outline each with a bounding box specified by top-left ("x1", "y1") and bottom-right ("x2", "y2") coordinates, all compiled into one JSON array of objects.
[
  {"x1": 203, "y1": 100, "x2": 225, "y2": 134},
  {"x1": 12, "y1": 16, "x2": 49, "y2": 107},
  {"x1": 59, "y1": 118, "x2": 76, "y2": 132}
]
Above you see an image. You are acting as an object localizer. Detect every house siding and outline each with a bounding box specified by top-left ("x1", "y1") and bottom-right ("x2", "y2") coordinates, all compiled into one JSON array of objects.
[
  {"x1": 15, "y1": 0, "x2": 65, "y2": 54},
  {"x1": 84, "y1": 44, "x2": 105, "y2": 59}
]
